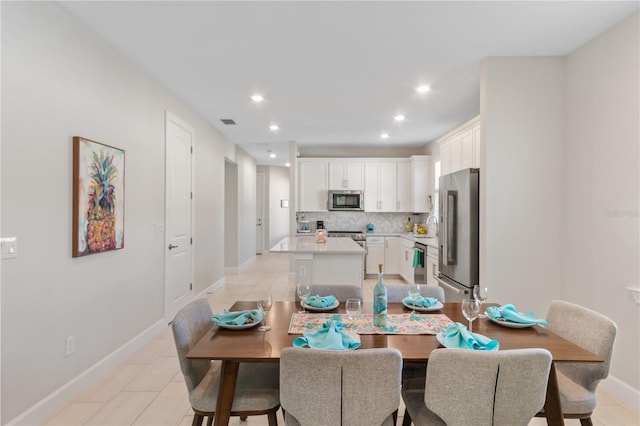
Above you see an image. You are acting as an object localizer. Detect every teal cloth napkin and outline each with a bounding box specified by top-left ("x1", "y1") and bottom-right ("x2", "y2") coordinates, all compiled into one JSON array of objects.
[
  {"x1": 211, "y1": 309, "x2": 263, "y2": 326},
  {"x1": 403, "y1": 295, "x2": 438, "y2": 307},
  {"x1": 412, "y1": 248, "x2": 423, "y2": 268},
  {"x1": 485, "y1": 304, "x2": 549, "y2": 326},
  {"x1": 441, "y1": 322, "x2": 499, "y2": 351},
  {"x1": 293, "y1": 320, "x2": 361, "y2": 350},
  {"x1": 304, "y1": 295, "x2": 338, "y2": 308}
]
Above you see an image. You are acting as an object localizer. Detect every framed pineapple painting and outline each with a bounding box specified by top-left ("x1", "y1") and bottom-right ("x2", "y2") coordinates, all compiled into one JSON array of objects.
[{"x1": 72, "y1": 137, "x2": 125, "y2": 257}]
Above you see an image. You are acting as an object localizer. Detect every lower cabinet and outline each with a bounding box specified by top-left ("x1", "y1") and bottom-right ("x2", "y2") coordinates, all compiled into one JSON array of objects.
[
  {"x1": 366, "y1": 236, "x2": 401, "y2": 275},
  {"x1": 425, "y1": 246, "x2": 438, "y2": 286},
  {"x1": 400, "y1": 239, "x2": 414, "y2": 283},
  {"x1": 366, "y1": 237, "x2": 385, "y2": 275}
]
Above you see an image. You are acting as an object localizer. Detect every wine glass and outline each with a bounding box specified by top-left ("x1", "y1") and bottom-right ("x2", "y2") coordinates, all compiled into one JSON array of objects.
[
  {"x1": 461, "y1": 298, "x2": 480, "y2": 332},
  {"x1": 407, "y1": 283, "x2": 421, "y2": 314},
  {"x1": 345, "y1": 298, "x2": 362, "y2": 321},
  {"x1": 473, "y1": 285, "x2": 489, "y2": 318},
  {"x1": 257, "y1": 294, "x2": 273, "y2": 331},
  {"x1": 296, "y1": 282, "x2": 311, "y2": 313}
]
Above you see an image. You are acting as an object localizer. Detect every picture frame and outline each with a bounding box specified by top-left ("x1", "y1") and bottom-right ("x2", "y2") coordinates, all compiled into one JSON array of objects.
[{"x1": 72, "y1": 136, "x2": 125, "y2": 257}]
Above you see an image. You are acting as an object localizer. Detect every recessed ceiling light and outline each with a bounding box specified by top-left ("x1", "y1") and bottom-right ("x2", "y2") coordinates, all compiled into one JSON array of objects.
[
  {"x1": 380, "y1": 133, "x2": 389, "y2": 139},
  {"x1": 251, "y1": 94, "x2": 264, "y2": 102},
  {"x1": 269, "y1": 124, "x2": 280, "y2": 131},
  {"x1": 270, "y1": 152, "x2": 277, "y2": 158},
  {"x1": 415, "y1": 85, "x2": 430, "y2": 93},
  {"x1": 285, "y1": 162, "x2": 291, "y2": 167},
  {"x1": 394, "y1": 115, "x2": 405, "y2": 122}
]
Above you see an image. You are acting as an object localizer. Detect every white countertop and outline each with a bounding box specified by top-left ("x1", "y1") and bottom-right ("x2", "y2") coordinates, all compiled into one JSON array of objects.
[
  {"x1": 366, "y1": 232, "x2": 438, "y2": 248},
  {"x1": 270, "y1": 236, "x2": 365, "y2": 254}
]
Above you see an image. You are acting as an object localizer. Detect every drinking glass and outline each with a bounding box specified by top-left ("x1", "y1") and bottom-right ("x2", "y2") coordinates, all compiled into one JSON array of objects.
[
  {"x1": 473, "y1": 285, "x2": 489, "y2": 318},
  {"x1": 258, "y1": 294, "x2": 273, "y2": 332},
  {"x1": 407, "y1": 283, "x2": 421, "y2": 314},
  {"x1": 345, "y1": 298, "x2": 362, "y2": 321},
  {"x1": 461, "y1": 298, "x2": 480, "y2": 332},
  {"x1": 296, "y1": 282, "x2": 311, "y2": 313}
]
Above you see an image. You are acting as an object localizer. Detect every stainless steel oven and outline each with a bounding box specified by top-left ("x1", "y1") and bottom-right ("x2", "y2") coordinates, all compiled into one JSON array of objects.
[{"x1": 414, "y1": 242, "x2": 427, "y2": 284}]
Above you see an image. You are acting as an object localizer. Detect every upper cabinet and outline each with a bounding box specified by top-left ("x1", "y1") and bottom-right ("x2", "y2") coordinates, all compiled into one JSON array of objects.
[
  {"x1": 297, "y1": 159, "x2": 328, "y2": 212},
  {"x1": 297, "y1": 156, "x2": 431, "y2": 213},
  {"x1": 364, "y1": 161, "x2": 397, "y2": 212},
  {"x1": 328, "y1": 160, "x2": 364, "y2": 190},
  {"x1": 410, "y1": 155, "x2": 431, "y2": 213},
  {"x1": 439, "y1": 115, "x2": 480, "y2": 176}
]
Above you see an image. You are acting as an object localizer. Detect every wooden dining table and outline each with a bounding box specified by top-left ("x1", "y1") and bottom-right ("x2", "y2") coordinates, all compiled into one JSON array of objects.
[{"x1": 187, "y1": 301, "x2": 603, "y2": 426}]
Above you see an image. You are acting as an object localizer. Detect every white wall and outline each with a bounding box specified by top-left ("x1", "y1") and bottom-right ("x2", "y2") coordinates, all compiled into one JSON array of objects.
[
  {"x1": 564, "y1": 12, "x2": 640, "y2": 392},
  {"x1": 0, "y1": 2, "x2": 243, "y2": 422},
  {"x1": 267, "y1": 166, "x2": 291, "y2": 248},
  {"x1": 480, "y1": 12, "x2": 640, "y2": 402},
  {"x1": 480, "y1": 57, "x2": 566, "y2": 316}
]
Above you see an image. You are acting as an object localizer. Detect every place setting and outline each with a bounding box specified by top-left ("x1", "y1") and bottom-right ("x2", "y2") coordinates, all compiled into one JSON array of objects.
[
  {"x1": 435, "y1": 297, "x2": 499, "y2": 351},
  {"x1": 209, "y1": 294, "x2": 274, "y2": 331},
  {"x1": 402, "y1": 283, "x2": 443, "y2": 312}
]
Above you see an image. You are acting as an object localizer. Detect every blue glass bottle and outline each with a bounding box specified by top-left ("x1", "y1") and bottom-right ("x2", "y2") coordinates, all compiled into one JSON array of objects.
[{"x1": 373, "y1": 263, "x2": 387, "y2": 327}]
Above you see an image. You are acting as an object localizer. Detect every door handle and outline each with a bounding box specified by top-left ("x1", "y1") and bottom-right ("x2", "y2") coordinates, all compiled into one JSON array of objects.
[{"x1": 168, "y1": 244, "x2": 178, "y2": 250}]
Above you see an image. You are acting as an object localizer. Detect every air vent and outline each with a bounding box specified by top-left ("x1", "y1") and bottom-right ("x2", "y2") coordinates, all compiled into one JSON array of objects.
[{"x1": 220, "y1": 119, "x2": 236, "y2": 125}]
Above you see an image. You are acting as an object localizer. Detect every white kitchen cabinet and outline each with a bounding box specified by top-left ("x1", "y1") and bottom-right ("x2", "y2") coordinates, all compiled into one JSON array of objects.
[
  {"x1": 425, "y1": 245, "x2": 439, "y2": 286},
  {"x1": 439, "y1": 115, "x2": 480, "y2": 176},
  {"x1": 400, "y1": 239, "x2": 415, "y2": 284},
  {"x1": 410, "y1": 155, "x2": 431, "y2": 213},
  {"x1": 385, "y1": 236, "x2": 401, "y2": 275},
  {"x1": 365, "y1": 161, "x2": 399, "y2": 212},
  {"x1": 365, "y1": 236, "x2": 385, "y2": 275},
  {"x1": 396, "y1": 160, "x2": 412, "y2": 212},
  {"x1": 328, "y1": 161, "x2": 364, "y2": 190},
  {"x1": 297, "y1": 159, "x2": 328, "y2": 211}
]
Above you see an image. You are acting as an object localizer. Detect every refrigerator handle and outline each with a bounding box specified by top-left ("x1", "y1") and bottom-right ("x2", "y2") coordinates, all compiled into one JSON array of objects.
[
  {"x1": 442, "y1": 190, "x2": 457, "y2": 265},
  {"x1": 435, "y1": 275, "x2": 465, "y2": 294}
]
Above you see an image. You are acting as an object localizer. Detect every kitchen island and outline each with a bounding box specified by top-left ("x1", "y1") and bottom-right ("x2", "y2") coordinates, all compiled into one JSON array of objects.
[{"x1": 270, "y1": 236, "x2": 365, "y2": 288}]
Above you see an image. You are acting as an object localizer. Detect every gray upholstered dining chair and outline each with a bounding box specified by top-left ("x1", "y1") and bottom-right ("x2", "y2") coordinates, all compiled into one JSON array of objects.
[
  {"x1": 386, "y1": 284, "x2": 445, "y2": 303},
  {"x1": 296, "y1": 284, "x2": 364, "y2": 302},
  {"x1": 171, "y1": 298, "x2": 280, "y2": 426},
  {"x1": 402, "y1": 348, "x2": 552, "y2": 426},
  {"x1": 280, "y1": 347, "x2": 402, "y2": 426},
  {"x1": 535, "y1": 300, "x2": 617, "y2": 426}
]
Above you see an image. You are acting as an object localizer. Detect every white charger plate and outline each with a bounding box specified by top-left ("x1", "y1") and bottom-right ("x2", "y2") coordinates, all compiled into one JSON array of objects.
[
  {"x1": 436, "y1": 332, "x2": 497, "y2": 350},
  {"x1": 301, "y1": 299, "x2": 340, "y2": 312},
  {"x1": 215, "y1": 320, "x2": 261, "y2": 330},
  {"x1": 402, "y1": 300, "x2": 443, "y2": 312},
  {"x1": 486, "y1": 315, "x2": 535, "y2": 329}
]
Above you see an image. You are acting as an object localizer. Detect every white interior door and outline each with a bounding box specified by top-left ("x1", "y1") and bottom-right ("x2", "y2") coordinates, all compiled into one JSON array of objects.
[
  {"x1": 165, "y1": 111, "x2": 193, "y2": 320},
  {"x1": 256, "y1": 173, "x2": 264, "y2": 254}
]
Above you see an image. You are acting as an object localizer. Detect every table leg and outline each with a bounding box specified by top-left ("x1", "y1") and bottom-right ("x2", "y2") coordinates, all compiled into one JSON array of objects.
[
  {"x1": 213, "y1": 360, "x2": 239, "y2": 426},
  {"x1": 544, "y1": 363, "x2": 565, "y2": 426}
]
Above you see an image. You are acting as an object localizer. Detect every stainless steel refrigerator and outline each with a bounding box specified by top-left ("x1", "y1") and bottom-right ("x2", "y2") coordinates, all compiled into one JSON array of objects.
[{"x1": 436, "y1": 168, "x2": 479, "y2": 302}]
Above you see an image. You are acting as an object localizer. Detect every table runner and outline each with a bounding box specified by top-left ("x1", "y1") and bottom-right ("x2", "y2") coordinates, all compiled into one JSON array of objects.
[{"x1": 289, "y1": 312, "x2": 453, "y2": 335}]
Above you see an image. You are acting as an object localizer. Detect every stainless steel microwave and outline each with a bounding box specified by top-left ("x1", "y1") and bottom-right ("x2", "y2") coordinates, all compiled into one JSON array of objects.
[{"x1": 328, "y1": 190, "x2": 364, "y2": 211}]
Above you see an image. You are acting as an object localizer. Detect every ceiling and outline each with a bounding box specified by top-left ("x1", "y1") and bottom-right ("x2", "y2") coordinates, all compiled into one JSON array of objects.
[{"x1": 58, "y1": 1, "x2": 638, "y2": 166}]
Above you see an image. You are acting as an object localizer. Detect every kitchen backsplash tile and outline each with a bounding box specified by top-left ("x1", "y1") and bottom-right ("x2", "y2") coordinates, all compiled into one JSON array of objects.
[{"x1": 298, "y1": 212, "x2": 427, "y2": 234}]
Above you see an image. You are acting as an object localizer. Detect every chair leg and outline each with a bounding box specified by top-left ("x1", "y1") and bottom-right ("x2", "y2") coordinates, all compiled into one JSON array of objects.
[
  {"x1": 206, "y1": 416, "x2": 213, "y2": 426},
  {"x1": 392, "y1": 409, "x2": 398, "y2": 425},
  {"x1": 402, "y1": 410, "x2": 412, "y2": 426},
  {"x1": 191, "y1": 413, "x2": 204, "y2": 426},
  {"x1": 267, "y1": 410, "x2": 278, "y2": 426},
  {"x1": 580, "y1": 417, "x2": 594, "y2": 426},
  {"x1": 240, "y1": 416, "x2": 248, "y2": 421}
]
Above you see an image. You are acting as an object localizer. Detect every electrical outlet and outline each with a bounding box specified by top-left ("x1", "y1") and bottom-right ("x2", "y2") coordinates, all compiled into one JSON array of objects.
[
  {"x1": 300, "y1": 266, "x2": 306, "y2": 277},
  {"x1": 65, "y1": 335, "x2": 75, "y2": 357}
]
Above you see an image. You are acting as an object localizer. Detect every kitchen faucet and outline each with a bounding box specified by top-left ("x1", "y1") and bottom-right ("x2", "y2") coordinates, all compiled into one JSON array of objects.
[{"x1": 426, "y1": 215, "x2": 438, "y2": 237}]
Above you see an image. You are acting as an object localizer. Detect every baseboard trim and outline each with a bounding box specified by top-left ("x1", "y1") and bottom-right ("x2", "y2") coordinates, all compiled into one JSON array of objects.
[
  {"x1": 601, "y1": 374, "x2": 640, "y2": 411},
  {"x1": 202, "y1": 275, "x2": 226, "y2": 295},
  {"x1": 6, "y1": 319, "x2": 167, "y2": 426},
  {"x1": 224, "y1": 255, "x2": 256, "y2": 274}
]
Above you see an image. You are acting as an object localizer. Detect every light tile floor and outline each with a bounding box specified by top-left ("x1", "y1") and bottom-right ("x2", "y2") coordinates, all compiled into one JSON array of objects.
[{"x1": 44, "y1": 253, "x2": 640, "y2": 425}]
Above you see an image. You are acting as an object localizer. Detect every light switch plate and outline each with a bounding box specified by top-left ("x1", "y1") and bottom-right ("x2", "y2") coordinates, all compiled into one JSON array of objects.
[{"x1": 0, "y1": 237, "x2": 18, "y2": 259}]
